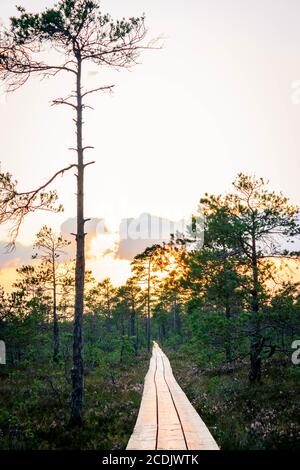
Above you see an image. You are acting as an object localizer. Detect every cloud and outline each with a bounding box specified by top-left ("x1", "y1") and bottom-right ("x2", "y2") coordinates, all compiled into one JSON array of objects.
[
  {"x1": 59, "y1": 217, "x2": 109, "y2": 257},
  {"x1": 0, "y1": 241, "x2": 33, "y2": 270},
  {"x1": 1, "y1": 211, "x2": 299, "y2": 289},
  {"x1": 115, "y1": 213, "x2": 188, "y2": 260},
  {"x1": 60, "y1": 217, "x2": 106, "y2": 241},
  {"x1": 80, "y1": 212, "x2": 196, "y2": 261},
  {"x1": 0, "y1": 217, "x2": 106, "y2": 270}
]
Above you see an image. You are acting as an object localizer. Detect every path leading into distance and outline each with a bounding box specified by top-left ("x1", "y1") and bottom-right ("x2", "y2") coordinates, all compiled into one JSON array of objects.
[{"x1": 126, "y1": 342, "x2": 219, "y2": 450}]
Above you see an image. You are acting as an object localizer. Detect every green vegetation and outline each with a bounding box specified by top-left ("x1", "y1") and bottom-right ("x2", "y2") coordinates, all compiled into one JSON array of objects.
[
  {"x1": 0, "y1": 349, "x2": 148, "y2": 450},
  {"x1": 0, "y1": 1, "x2": 299, "y2": 452},
  {"x1": 0, "y1": 173, "x2": 300, "y2": 449},
  {"x1": 170, "y1": 352, "x2": 300, "y2": 450},
  {"x1": 0, "y1": 0, "x2": 151, "y2": 426}
]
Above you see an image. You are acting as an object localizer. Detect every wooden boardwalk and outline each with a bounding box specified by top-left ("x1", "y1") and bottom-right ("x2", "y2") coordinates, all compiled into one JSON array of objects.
[{"x1": 126, "y1": 342, "x2": 219, "y2": 450}]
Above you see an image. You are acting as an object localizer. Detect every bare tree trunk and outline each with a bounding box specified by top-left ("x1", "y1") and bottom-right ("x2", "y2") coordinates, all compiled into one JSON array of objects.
[
  {"x1": 130, "y1": 302, "x2": 138, "y2": 353},
  {"x1": 249, "y1": 336, "x2": 264, "y2": 383},
  {"x1": 225, "y1": 304, "x2": 232, "y2": 363},
  {"x1": 147, "y1": 260, "x2": 151, "y2": 353},
  {"x1": 130, "y1": 303, "x2": 136, "y2": 337},
  {"x1": 173, "y1": 298, "x2": 181, "y2": 332},
  {"x1": 52, "y1": 254, "x2": 59, "y2": 363},
  {"x1": 249, "y1": 227, "x2": 262, "y2": 384},
  {"x1": 144, "y1": 307, "x2": 147, "y2": 347},
  {"x1": 120, "y1": 316, "x2": 125, "y2": 364},
  {"x1": 136, "y1": 310, "x2": 139, "y2": 352},
  {"x1": 160, "y1": 323, "x2": 166, "y2": 341},
  {"x1": 70, "y1": 57, "x2": 85, "y2": 426}
]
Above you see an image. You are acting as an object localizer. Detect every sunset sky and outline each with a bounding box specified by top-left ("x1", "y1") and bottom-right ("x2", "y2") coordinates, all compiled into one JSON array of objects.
[{"x1": 1, "y1": 0, "x2": 300, "y2": 288}]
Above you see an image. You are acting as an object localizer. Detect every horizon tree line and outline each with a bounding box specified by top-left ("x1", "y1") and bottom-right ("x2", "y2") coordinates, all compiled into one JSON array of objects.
[{"x1": 0, "y1": 0, "x2": 156, "y2": 426}]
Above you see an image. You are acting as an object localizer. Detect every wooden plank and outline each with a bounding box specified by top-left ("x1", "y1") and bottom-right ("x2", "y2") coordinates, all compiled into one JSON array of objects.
[
  {"x1": 126, "y1": 342, "x2": 219, "y2": 451},
  {"x1": 155, "y1": 348, "x2": 187, "y2": 450},
  {"x1": 126, "y1": 351, "x2": 157, "y2": 450},
  {"x1": 161, "y1": 350, "x2": 219, "y2": 450}
]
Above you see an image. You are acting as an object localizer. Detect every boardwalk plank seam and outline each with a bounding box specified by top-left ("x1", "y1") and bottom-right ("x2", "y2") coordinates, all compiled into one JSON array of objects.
[
  {"x1": 126, "y1": 343, "x2": 219, "y2": 450},
  {"x1": 161, "y1": 353, "x2": 188, "y2": 450},
  {"x1": 154, "y1": 351, "x2": 159, "y2": 449}
]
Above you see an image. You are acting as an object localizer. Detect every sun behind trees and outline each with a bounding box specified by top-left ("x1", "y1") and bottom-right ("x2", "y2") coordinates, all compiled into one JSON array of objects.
[
  {"x1": 0, "y1": 0, "x2": 156, "y2": 426},
  {"x1": 186, "y1": 173, "x2": 300, "y2": 382},
  {"x1": 0, "y1": 0, "x2": 300, "y2": 448},
  {"x1": 0, "y1": 172, "x2": 300, "y2": 448}
]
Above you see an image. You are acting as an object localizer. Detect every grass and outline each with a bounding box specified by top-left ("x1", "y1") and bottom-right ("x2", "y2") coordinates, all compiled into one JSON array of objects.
[
  {"x1": 168, "y1": 350, "x2": 300, "y2": 450},
  {"x1": 1, "y1": 348, "x2": 300, "y2": 449},
  {"x1": 0, "y1": 353, "x2": 149, "y2": 450}
]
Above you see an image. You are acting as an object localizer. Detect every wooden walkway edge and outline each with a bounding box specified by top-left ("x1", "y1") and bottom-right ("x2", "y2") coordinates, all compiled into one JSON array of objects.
[{"x1": 126, "y1": 342, "x2": 219, "y2": 450}]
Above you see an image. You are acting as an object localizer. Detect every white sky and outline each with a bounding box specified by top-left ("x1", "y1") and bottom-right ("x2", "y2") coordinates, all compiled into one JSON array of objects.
[{"x1": 1, "y1": 0, "x2": 300, "y2": 284}]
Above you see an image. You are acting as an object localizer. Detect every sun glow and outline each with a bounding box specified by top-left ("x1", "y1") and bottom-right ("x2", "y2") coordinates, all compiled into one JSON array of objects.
[
  {"x1": 89, "y1": 233, "x2": 119, "y2": 258},
  {"x1": 87, "y1": 233, "x2": 131, "y2": 286}
]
